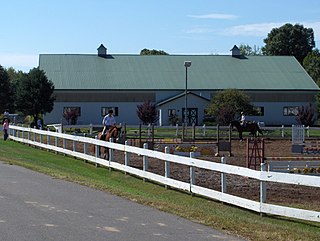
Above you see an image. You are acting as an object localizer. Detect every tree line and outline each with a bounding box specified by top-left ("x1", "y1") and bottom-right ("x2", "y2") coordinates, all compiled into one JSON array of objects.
[{"x1": 0, "y1": 66, "x2": 55, "y2": 127}]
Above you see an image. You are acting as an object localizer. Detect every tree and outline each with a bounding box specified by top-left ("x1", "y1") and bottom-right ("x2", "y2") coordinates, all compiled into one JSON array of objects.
[
  {"x1": 136, "y1": 100, "x2": 158, "y2": 125},
  {"x1": 262, "y1": 23, "x2": 315, "y2": 63},
  {"x1": 239, "y1": 44, "x2": 262, "y2": 56},
  {"x1": 303, "y1": 49, "x2": 320, "y2": 86},
  {"x1": 63, "y1": 107, "x2": 80, "y2": 125},
  {"x1": 302, "y1": 49, "x2": 320, "y2": 118},
  {"x1": 5, "y1": 67, "x2": 25, "y2": 113},
  {"x1": 6, "y1": 67, "x2": 25, "y2": 83},
  {"x1": 0, "y1": 65, "x2": 14, "y2": 114},
  {"x1": 205, "y1": 89, "x2": 254, "y2": 125},
  {"x1": 296, "y1": 103, "x2": 315, "y2": 126},
  {"x1": 140, "y1": 48, "x2": 169, "y2": 55},
  {"x1": 15, "y1": 68, "x2": 55, "y2": 126}
]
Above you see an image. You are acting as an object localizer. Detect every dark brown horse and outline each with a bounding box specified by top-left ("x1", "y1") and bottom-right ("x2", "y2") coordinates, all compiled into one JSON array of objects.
[
  {"x1": 230, "y1": 120, "x2": 263, "y2": 140},
  {"x1": 97, "y1": 125, "x2": 122, "y2": 159}
]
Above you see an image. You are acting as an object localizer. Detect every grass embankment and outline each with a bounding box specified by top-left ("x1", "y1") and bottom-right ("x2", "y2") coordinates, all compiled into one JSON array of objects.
[{"x1": 0, "y1": 138, "x2": 319, "y2": 241}]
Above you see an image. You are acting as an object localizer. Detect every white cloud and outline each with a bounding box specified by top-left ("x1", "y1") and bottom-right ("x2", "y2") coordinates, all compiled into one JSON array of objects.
[
  {"x1": 0, "y1": 53, "x2": 38, "y2": 72},
  {"x1": 221, "y1": 21, "x2": 320, "y2": 40},
  {"x1": 184, "y1": 27, "x2": 215, "y2": 34},
  {"x1": 188, "y1": 13, "x2": 238, "y2": 20},
  {"x1": 222, "y1": 22, "x2": 286, "y2": 37}
]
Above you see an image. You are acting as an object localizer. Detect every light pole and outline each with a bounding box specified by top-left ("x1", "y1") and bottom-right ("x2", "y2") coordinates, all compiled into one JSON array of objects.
[{"x1": 184, "y1": 61, "x2": 191, "y2": 126}]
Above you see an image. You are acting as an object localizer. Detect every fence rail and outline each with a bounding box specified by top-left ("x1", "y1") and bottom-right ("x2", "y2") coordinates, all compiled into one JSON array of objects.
[
  {"x1": 8, "y1": 125, "x2": 320, "y2": 223},
  {"x1": 55, "y1": 124, "x2": 320, "y2": 139}
]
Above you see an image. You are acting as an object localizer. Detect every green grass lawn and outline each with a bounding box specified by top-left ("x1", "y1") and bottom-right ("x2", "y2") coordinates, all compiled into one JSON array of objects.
[{"x1": 0, "y1": 137, "x2": 319, "y2": 241}]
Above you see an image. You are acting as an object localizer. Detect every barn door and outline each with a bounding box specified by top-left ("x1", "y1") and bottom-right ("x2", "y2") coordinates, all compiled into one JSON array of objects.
[{"x1": 182, "y1": 108, "x2": 198, "y2": 125}]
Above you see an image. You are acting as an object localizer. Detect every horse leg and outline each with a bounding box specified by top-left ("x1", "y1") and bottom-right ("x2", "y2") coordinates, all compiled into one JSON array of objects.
[
  {"x1": 103, "y1": 147, "x2": 109, "y2": 159},
  {"x1": 239, "y1": 131, "x2": 243, "y2": 141}
]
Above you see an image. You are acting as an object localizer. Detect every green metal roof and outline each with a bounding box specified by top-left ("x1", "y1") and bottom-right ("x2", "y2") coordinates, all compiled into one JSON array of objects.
[{"x1": 39, "y1": 54, "x2": 319, "y2": 91}]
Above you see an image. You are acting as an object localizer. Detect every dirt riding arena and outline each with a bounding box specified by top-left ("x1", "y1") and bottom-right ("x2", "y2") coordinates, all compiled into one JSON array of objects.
[{"x1": 105, "y1": 138, "x2": 319, "y2": 212}]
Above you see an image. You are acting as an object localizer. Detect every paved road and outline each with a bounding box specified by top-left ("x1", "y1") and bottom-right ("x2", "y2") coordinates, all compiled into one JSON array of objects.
[{"x1": 0, "y1": 162, "x2": 245, "y2": 241}]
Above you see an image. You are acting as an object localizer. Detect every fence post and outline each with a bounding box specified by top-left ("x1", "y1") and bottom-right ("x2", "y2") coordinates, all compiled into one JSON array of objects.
[
  {"x1": 221, "y1": 157, "x2": 226, "y2": 194},
  {"x1": 109, "y1": 137, "x2": 114, "y2": 162},
  {"x1": 217, "y1": 124, "x2": 220, "y2": 154},
  {"x1": 182, "y1": 123, "x2": 185, "y2": 141},
  {"x1": 95, "y1": 136, "x2": 99, "y2": 167},
  {"x1": 139, "y1": 123, "x2": 142, "y2": 148},
  {"x1": 89, "y1": 124, "x2": 93, "y2": 135},
  {"x1": 143, "y1": 143, "x2": 148, "y2": 182},
  {"x1": 192, "y1": 123, "x2": 196, "y2": 141},
  {"x1": 190, "y1": 152, "x2": 195, "y2": 194},
  {"x1": 47, "y1": 128, "x2": 50, "y2": 151},
  {"x1": 63, "y1": 136, "x2": 67, "y2": 156},
  {"x1": 55, "y1": 129, "x2": 58, "y2": 154},
  {"x1": 33, "y1": 127, "x2": 36, "y2": 142},
  {"x1": 27, "y1": 127, "x2": 31, "y2": 144},
  {"x1": 260, "y1": 163, "x2": 267, "y2": 216},
  {"x1": 83, "y1": 133, "x2": 87, "y2": 163},
  {"x1": 39, "y1": 129, "x2": 42, "y2": 145},
  {"x1": 203, "y1": 124, "x2": 206, "y2": 137},
  {"x1": 124, "y1": 140, "x2": 129, "y2": 175},
  {"x1": 165, "y1": 146, "x2": 170, "y2": 189}
]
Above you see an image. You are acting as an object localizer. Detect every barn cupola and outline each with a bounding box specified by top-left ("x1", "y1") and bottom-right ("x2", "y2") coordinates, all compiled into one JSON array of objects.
[
  {"x1": 230, "y1": 45, "x2": 241, "y2": 58},
  {"x1": 97, "y1": 44, "x2": 107, "y2": 58}
]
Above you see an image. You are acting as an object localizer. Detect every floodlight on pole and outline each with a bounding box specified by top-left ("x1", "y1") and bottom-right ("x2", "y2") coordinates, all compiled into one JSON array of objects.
[{"x1": 184, "y1": 61, "x2": 191, "y2": 126}]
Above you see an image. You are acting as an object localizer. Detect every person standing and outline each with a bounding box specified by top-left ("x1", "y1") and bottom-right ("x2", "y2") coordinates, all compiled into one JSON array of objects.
[
  {"x1": 3, "y1": 118, "x2": 9, "y2": 141},
  {"x1": 37, "y1": 118, "x2": 42, "y2": 129},
  {"x1": 4, "y1": 110, "x2": 9, "y2": 117},
  {"x1": 240, "y1": 112, "x2": 246, "y2": 126},
  {"x1": 102, "y1": 109, "x2": 116, "y2": 135}
]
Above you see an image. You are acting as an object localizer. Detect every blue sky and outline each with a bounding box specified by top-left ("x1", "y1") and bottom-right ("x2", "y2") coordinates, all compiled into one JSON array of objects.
[{"x1": 1, "y1": 0, "x2": 320, "y2": 72}]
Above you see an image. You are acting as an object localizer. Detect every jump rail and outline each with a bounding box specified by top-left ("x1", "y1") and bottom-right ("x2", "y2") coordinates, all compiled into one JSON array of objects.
[{"x1": 8, "y1": 125, "x2": 320, "y2": 223}]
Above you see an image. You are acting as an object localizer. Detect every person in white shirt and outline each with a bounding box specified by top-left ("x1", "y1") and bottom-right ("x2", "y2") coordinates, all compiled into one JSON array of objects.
[
  {"x1": 240, "y1": 112, "x2": 246, "y2": 126},
  {"x1": 102, "y1": 109, "x2": 116, "y2": 135}
]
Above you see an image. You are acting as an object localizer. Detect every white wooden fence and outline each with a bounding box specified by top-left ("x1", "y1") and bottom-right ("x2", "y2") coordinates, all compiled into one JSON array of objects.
[
  {"x1": 57, "y1": 123, "x2": 319, "y2": 139},
  {"x1": 8, "y1": 125, "x2": 320, "y2": 223}
]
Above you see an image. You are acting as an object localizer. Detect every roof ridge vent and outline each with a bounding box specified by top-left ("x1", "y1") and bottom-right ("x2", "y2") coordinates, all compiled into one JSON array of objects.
[{"x1": 97, "y1": 44, "x2": 107, "y2": 58}]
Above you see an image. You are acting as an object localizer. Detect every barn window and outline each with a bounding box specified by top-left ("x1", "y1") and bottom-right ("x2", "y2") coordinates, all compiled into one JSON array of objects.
[
  {"x1": 101, "y1": 107, "x2": 118, "y2": 116},
  {"x1": 283, "y1": 106, "x2": 299, "y2": 116}
]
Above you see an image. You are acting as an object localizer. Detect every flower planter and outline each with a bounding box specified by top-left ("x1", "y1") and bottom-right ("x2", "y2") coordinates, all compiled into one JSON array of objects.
[{"x1": 174, "y1": 151, "x2": 201, "y2": 157}]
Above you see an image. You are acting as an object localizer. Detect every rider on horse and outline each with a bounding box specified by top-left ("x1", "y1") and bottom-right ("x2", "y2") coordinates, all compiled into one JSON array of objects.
[{"x1": 102, "y1": 109, "x2": 116, "y2": 138}]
